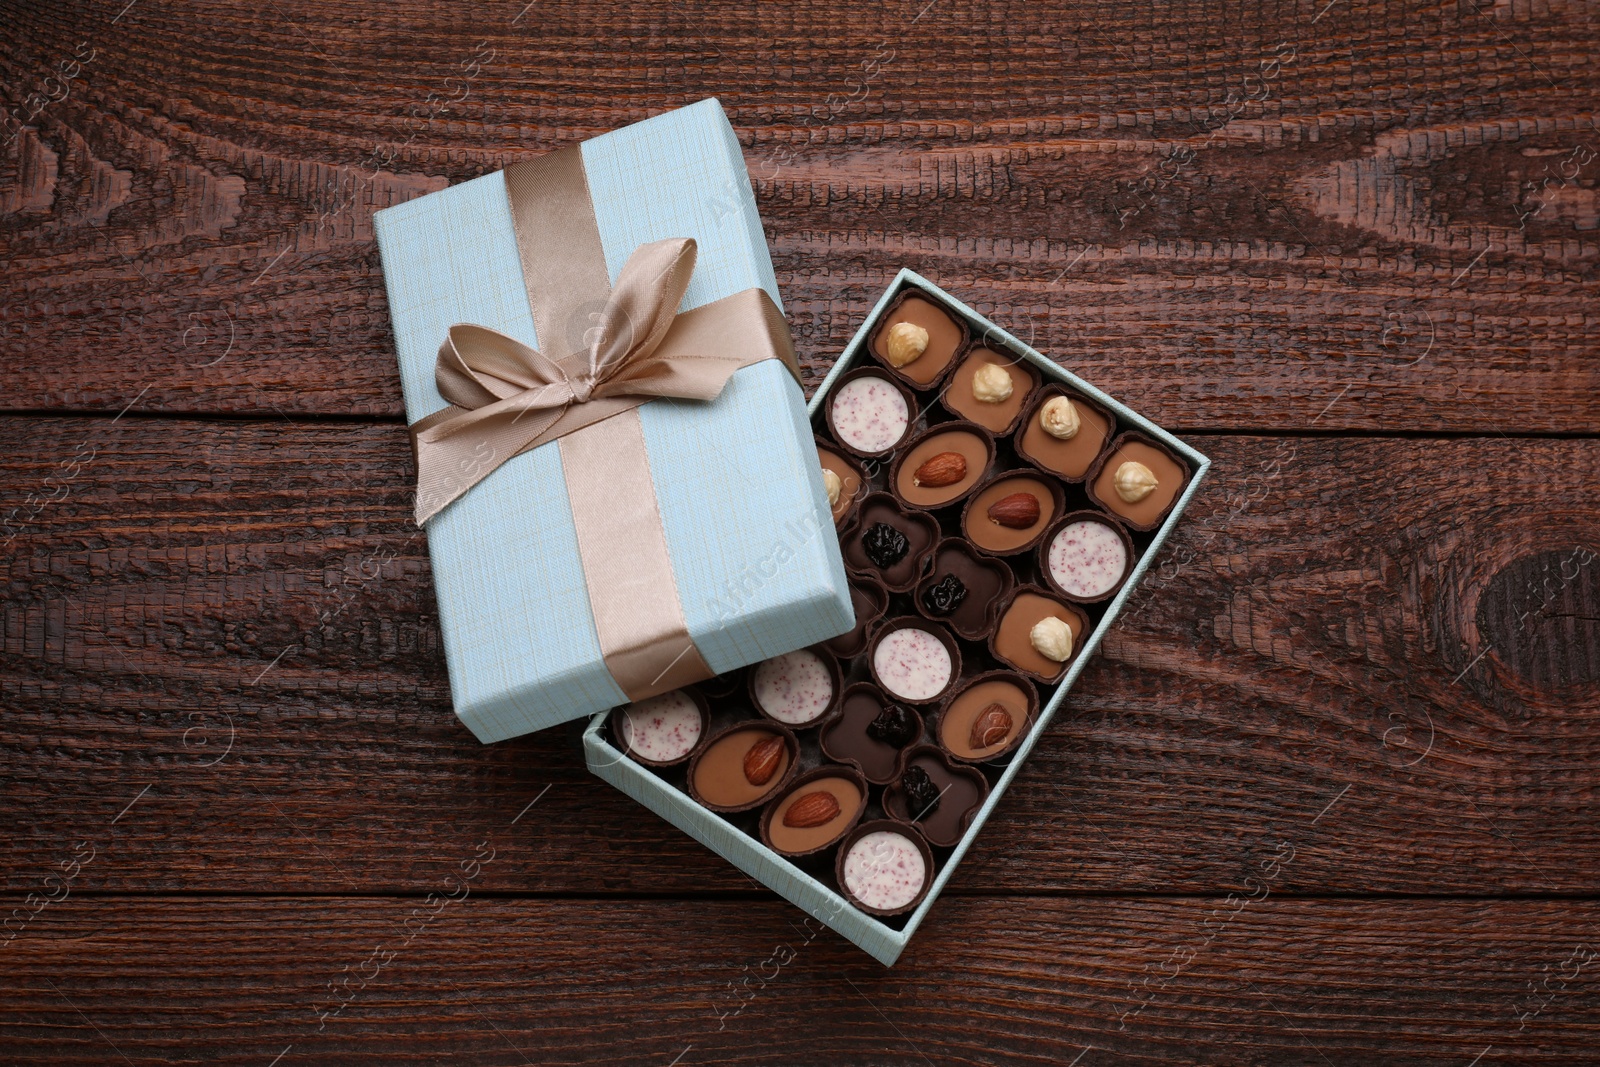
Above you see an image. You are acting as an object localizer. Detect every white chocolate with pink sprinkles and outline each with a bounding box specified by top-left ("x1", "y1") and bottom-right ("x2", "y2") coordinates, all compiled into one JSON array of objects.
[
  {"x1": 752, "y1": 650, "x2": 834, "y2": 725},
  {"x1": 843, "y1": 830, "x2": 926, "y2": 912},
  {"x1": 620, "y1": 690, "x2": 702, "y2": 763},
  {"x1": 1047, "y1": 519, "x2": 1128, "y2": 599},
  {"x1": 872, "y1": 627, "x2": 952, "y2": 701},
  {"x1": 831, "y1": 376, "x2": 909, "y2": 454}
]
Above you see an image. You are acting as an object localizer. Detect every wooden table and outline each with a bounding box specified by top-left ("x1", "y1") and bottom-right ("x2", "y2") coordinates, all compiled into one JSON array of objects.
[{"x1": 4, "y1": 1, "x2": 1598, "y2": 1062}]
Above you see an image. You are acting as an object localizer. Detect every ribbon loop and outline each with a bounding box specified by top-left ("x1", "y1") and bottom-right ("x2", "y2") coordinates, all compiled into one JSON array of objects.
[{"x1": 409, "y1": 236, "x2": 790, "y2": 525}]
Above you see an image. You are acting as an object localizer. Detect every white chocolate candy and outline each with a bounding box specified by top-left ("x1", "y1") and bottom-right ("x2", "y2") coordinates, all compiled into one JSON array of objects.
[
  {"x1": 873, "y1": 627, "x2": 952, "y2": 701},
  {"x1": 620, "y1": 690, "x2": 702, "y2": 762},
  {"x1": 843, "y1": 830, "x2": 926, "y2": 912},
  {"x1": 1047, "y1": 520, "x2": 1128, "y2": 599},
  {"x1": 752, "y1": 649, "x2": 834, "y2": 726},
  {"x1": 831, "y1": 376, "x2": 909, "y2": 454}
]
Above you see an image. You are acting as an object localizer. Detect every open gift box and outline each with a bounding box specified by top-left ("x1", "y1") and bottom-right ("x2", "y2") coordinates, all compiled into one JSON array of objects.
[{"x1": 585, "y1": 271, "x2": 1211, "y2": 965}]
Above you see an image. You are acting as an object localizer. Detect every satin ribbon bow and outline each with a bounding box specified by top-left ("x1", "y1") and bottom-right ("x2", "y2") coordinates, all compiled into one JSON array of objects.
[{"x1": 410, "y1": 237, "x2": 745, "y2": 524}]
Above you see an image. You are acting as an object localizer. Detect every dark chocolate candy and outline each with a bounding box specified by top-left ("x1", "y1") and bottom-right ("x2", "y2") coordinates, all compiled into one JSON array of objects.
[
  {"x1": 914, "y1": 538, "x2": 1014, "y2": 641},
  {"x1": 841, "y1": 494, "x2": 939, "y2": 592}
]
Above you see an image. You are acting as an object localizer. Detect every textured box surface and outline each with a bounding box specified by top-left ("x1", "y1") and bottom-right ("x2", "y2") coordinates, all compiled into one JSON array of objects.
[
  {"x1": 374, "y1": 100, "x2": 851, "y2": 742},
  {"x1": 585, "y1": 270, "x2": 1212, "y2": 965}
]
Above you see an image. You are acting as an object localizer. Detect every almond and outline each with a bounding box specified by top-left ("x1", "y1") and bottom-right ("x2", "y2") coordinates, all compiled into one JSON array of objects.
[
  {"x1": 987, "y1": 491, "x2": 1041, "y2": 529},
  {"x1": 913, "y1": 451, "x2": 967, "y2": 488},
  {"x1": 743, "y1": 734, "x2": 785, "y2": 786},
  {"x1": 969, "y1": 703, "x2": 1014, "y2": 750},
  {"x1": 782, "y1": 790, "x2": 841, "y2": 828}
]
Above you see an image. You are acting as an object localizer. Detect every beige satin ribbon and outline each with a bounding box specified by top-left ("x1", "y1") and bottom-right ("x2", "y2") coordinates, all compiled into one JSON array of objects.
[{"x1": 408, "y1": 146, "x2": 798, "y2": 701}]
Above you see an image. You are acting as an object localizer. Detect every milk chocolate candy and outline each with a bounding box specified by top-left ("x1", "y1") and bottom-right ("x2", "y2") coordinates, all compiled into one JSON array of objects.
[
  {"x1": 941, "y1": 345, "x2": 1039, "y2": 436},
  {"x1": 760, "y1": 766, "x2": 868, "y2": 858},
  {"x1": 889, "y1": 421, "x2": 994, "y2": 511},
  {"x1": 688, "y1": 722, "x2": 800, "y2": 813},
  {"x1": 868, "y1": 289, "x2": 969, "y2": 390},
  {"x1": 815, "y1": 437, "x2": 869, "y2": 528},
  {"x1": 936, "y1": 671, "x2": 1038, "y2": 764},
  {"x1": 961, "y1": 473, "x2": 1063, "y2": 556},
  {"x1": 1016, "y1": 385, "x2": 1115, "y2": 482},
  {"x1": 1085, "y1": 431, "x2": 1191, "y2": 531},
  {"x1": 990, "y1": 585, "x2": 1091, "y2": 685}
]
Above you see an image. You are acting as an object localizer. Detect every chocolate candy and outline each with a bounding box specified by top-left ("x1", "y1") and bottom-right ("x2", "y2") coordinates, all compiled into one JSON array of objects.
[
  {"x1": 883, "y1": 745, "x2": 988, "y2": 848},
  {"x1": 841, "y1": 495, "x2": 939, "y2": 592},
  {"x1": 610, "y1": 688, "x2": 708, "y2": 767},
  {"x1": 689, "y1": 723, "x2": 798, "y2": 813},
  {"x1": 820, "y1": 684, "x2": 921, "y2": 785},
  {"x1": 991, "y1": 586, "x2": 1091, "y2": 684},
  {"x1": 1086, "y1": 432, "x2": 1191, "y2": 531},
  {"x1": 827, "y1": 369, "x2": 916, "y2": 457},
  {"x1": 761, "y1": 767, "x2": 867, "y2": 857},
  {"x1": 750, "y1": 647, "x2": 838, "y2": 728},
  {"x1": 837, "y1": 821, "x2": 934, "y2": 916},
  {"x1": 914, "y1": 538, "x2": 1014, "y2": 641},
  {"x1": 938, "y1": 671, "x2": 1037, "y2": 763},
  {"x1": 962, "y1": 474, "x2": 1061, "y2": 556},
  {"x1": 816, "y1": 439, "x2": 867, "y2": 527},
  {"x1": 869, "y1": 292, "x2": 968, "y2": 388},
  {"x1": 1042, "y1": 511, "x2": 1135, "y2": 602},
  {"x1": 942, "y1": 347, "x2": 1038, "y2": 435},
  {"x1": 890, "y1": 423, "x2": 993, "y2": 510},
  {"x1": 869, "y1": 619, "x2": 960, "y2": 705},
  {"x1": 1017, "y1": 386, "x2": 1115, "y2": 481}
]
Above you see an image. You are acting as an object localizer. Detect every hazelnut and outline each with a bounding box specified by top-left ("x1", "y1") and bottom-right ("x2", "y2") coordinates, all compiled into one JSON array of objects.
[
  {"x1": 1029, "y1": 616, "x2": 1073, "y2": 662},
  {"x1": 1040, "y1": 396, "x2": 1080, "y2": 440},
  {"x1": 1113, "y1": 461, "x2": 1158, "y2": 503},
  {"x1": 884, "y1": 321, "x2": 929, "y2": 368},
  {"x1": 822, "y1": 468, "x2": 843, "y2": 508},
  {"x1": 971, "y1": 363, "x2": 1014, "y2": 403}
]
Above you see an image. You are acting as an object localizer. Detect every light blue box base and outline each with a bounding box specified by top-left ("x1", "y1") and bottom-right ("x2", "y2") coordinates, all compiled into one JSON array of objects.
[{"x1": 586, "y1": 270, "x2": 1211, "y2": 965}]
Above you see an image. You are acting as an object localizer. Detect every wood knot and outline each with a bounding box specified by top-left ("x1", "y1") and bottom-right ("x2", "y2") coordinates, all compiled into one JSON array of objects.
[{"x1": 1476, "y1": 547, "x2": 1600, "y2": 691}]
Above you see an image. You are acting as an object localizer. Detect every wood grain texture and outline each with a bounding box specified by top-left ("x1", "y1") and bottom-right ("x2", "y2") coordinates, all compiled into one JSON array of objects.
[
  {"x1": 4, "y1": 418, "x2": 1596, "y2": 896},
  {"x1": 2, "y1": 0, "x2": 1599, "y2": 429},
  {"x1": 3, "y1": 897, "x2": 1599, "y2": 1065}
]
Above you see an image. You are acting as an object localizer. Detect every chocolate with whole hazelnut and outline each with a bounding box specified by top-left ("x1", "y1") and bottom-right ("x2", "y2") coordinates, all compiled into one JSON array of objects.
[
  {"x1": 1017, "y1": 386, "x2": 1115, "y2": 482},
  {"x1": 870, "y1": 292, "x2": 967, "y2": 388},
  {"x1": 990, "y1": 587, "x2": 1090, "y2": 683},
  {"x1": 942, "y1": 347, "x2": 1038, "y2": 435},
  {"x1": 1087, "y1": 432, "x2": 1191, "y2": 530}
]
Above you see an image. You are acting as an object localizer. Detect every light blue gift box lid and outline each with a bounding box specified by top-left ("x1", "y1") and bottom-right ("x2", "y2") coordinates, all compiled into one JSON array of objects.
[{"x1": 373, "y1": 100, "x2": 852, "y2": 742}]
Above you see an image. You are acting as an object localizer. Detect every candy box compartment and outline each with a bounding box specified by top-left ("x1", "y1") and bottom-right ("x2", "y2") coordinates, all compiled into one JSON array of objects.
[{"x1": 585, "y1": 269, "x2": 1210, "y2": 965}]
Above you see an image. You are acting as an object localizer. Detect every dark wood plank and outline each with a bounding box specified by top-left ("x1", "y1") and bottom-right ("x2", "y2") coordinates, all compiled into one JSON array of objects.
[
  {"x1": 3, "y1": 1, "x2": 1598, "y2": 429},
  {"x1": 4, "y1": 417, "x2": 1597, "y2": 894},
  {"x1": 3, "y1": 896, "x2": 1598, "y2": 1064}
]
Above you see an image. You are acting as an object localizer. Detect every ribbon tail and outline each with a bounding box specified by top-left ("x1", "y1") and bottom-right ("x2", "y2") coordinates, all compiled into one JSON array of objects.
[{"x1": 412, "y1": 403, "x2": 566, "y2": 524}]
